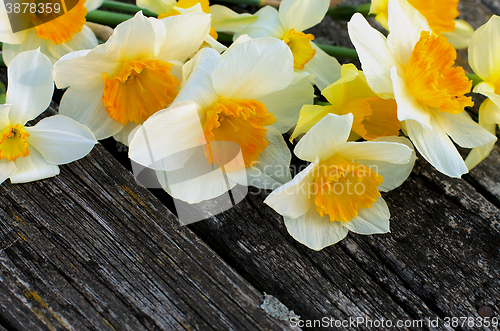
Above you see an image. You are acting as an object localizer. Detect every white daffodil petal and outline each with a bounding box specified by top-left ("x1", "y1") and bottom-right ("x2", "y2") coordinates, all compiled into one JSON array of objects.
[
  {"x1": 391, "y1": 66, "x2": 431, "y2": 129},
  {"x1": 235, "y1": 6, "x2": 284, "y2": 39},
  {"x1": 2, "y1": 30, "x2": 48, "y2": 65},
  {"x1": 0, "y1": 159, "x2": 16, "y2": 185},
  {"x1": 284, "y1": 208, "x2": 349, "y2": 251},
  {"x1": 348, "y1": 13, "x2": 399, "y2": 98},
  {"x1": 54, "y1": 47, "x2": 119, "y2": 90},
  {"x1": 0, "y1": 0, "x2": 28, "y2": 44},
  {"x1": 104, "y1": 12, "x2": 165, "y2": 61},
  {"x1": 302, "y1": 43, "x2": 342, "y2": 91},
  {"x1": 25, "y1": 115, "x2": 96, "y2": 165},
  {"x1": 176, "y1": 48, "x2": 220, "y2": 111},
  {"x1": 469, "y1": 15, "x2": 500, "y2": 83},
  {"x1": 405, "y1": 118, "x2": 468, "y2": 178},
  {"x1": 129, "y1": 101, "x2": 203, "y2": 171},
  {"x1": 10, "y1": 148, "x2": 59, "y2": 183},
  {"x1": 434, "y1": 111, "x2": 497, "y2": 148},
  {"x1": 213, "y1": 37, "x2": 294, "y2": 99},
  {"x1": 242, "y1": 126, "x2": 292, "y2": 190},
  {"x1": 7, "y1": 50, "x2": 54, "y2": 125},
  {"x1": 465, "y1": 100, "x2": 498, "y2": 169},
  {"x1": 113, "y1": 122, "x2": 139, "y2": 146},
  {"x1": 356, "y1": 136, "x2": 416, "y2": 192},
  {"x1": 0, "y1": 104, "x2": 11, "y2": 130},
  {"x1": 344, "y1": 197, "x2": 390, "y2": 234},
  {"x1": 59, "y1": 85, "x2": 123, "y2": 140},
  {"x1": 46, "y1": 25, "x2": 98, "y2": 62},
  {"x1": 465, "y1": 140, "x2": 496, "y2": 170},
  {"x1": 278, "y1": 0, "x2": 329, "y2": 32},
  {"x1": 85, "y1": 0, "x2": 104, "y2": 11},
  {"x1": 443, "y1": 19, "x2": 474, "y2": 50},
  {"x1": 137, "y1": 0, "x2": 175, "y2": 15},
  {"x1": 473, "y1": 83, "x2": 500, "y2": 109},
  {"x1": 257, "y1": 74, "x2": 314, "y2": 134},
  {"x1": 386, "y1": 0, "x2": 430, "y2": 66},
  {"x1": 157, "y1": 12, "x2": 211, "y2": 62},
  {"x1": 481, "y1": 98, "x2": 500, "y2": 124},
  {"x1": 336, "y1": 141, "x2": 412, "y2": 164},
  {"x1": 294, "y1": 113, "x2": 353, "y2": 162},
  {"x1": 264, "y1": 158, "x2": 318, "y2": 219},
  {"x1": 209, "y1": 5, "x2": 257, "y2": 34},
  {"x1": 155, "y1": 146, "x2": 238, "y2": 204}
]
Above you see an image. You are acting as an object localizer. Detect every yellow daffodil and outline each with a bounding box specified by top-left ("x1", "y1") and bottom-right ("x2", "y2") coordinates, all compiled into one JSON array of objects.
[
  {"x1": 0, "y1": 49, "x2": 96, "y2": 184},
  {"x1": 53, "y1": 11, "x2": 215, "y2": 143},
  {"x1": 234, "y1": 0, "x2": 341, "y2": 90},
  {"x1": 464, "y1": 15, "x2": 500, "y2": 169},
  {"x1": 129, "y1": 37, "x2": 314, "y2": 203},
  {"x1": 0, "y1": 0, "x2": 104, "y2": 64},
  {"x1": 265, "y1": 113, "x2": 415, "y2": 250},
  {"x1": 369, "y1": 0, "x2": 474, "y2": 49},
  {"x1": 136, "y1": 0, "x2": 256, "y2": 38},
  {"x1": 348, "y1": 0, "x2": 496, "y2": 178},
  {"x1": 291, "y1": 63, "x2": 400, "y2": 142}
]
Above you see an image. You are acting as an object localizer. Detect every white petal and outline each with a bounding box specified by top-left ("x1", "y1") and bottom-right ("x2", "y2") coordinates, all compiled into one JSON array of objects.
[
  {"x1": 302, "y1": 42, "x2": 342, "y2": 91},
  {"x1": 391, "y1": 66, "x2": 431, "y2": 128},
  {"x1": 405, "y1": 118, "x2": 468, "y2": 178},
  {"x1": 335, "y1": 140, "x2": 413, "y2": 164},
  {"x1": 442, "y1": 19, "x2": 474, "y2": 50},
  {"x1": 473, "y1": 82, "x2": 500, "y2": 109},
  {"x1": 278, "y1": 0, "x2": 329, "y2": 32},
  {"x1": 234, "y1": 6, "x2": 284, "y2": 39},
  {"x1": 0, "y1": 0, "x2": 28, "y2": 44},
  {"x1": 0, "y1": 158, "x2": 16, "y2": 185},
  {"x1": 157, "y1": 12, "x2": 211, "y2": 62},
  {"x1": 212, "y1": 37, "x2": 294, "y2": 99},
  {"x1": 468, "y1": 15, "x2": 500, "y2": 83},
  {"x1": 59, "y1": 85, "x2": 123, "y2": 140},
  {"x1": 209, "y1": 5, "x2": 257, "y2": 34},
  {"x1": 46, "y1": 25, "x2": 98, "y2": 62},
  {"x1": 241, "y1": 126, "x2": 292, "y2": 190},
  {"x1": 264, "y1": 158, "x2": 318, "y2": 219},
  {"x1": 257, "y1": 73, "x2": 314, "y2": 134},
  {"x1": 203, "y1": 34, "x2": 227, "y2": 54},
  {"x1": 136, "y1": 0, "x2": 175, "y2": 15},
  {"x1": 481, "y1": 98, "x2": 500, "y2": 124},
  {"x1": 356, "y1": 136, "x2": 416, "y2": 192},
  {"x1": 284, "y1": 207, "x2": 349, "y2": 251},
  {"x1": 0, "y1": 103, "x2": 11, "y2": 130},
  {"x1": 104, "y1": 12, "x2": 166, "y2": 61},
  {"x1": 176, "y1": 48, "x2": 220, "y2": 110},
  {"x1": 129, "y1": 101, "x2": 203, "y2": 171},
  {"x1": 54, "y1": 46, "x2": 119, "y2": 89},
  {"x1": 10, "y1": 148, "x2": 59, "y2": 183},
  {"x1": 7, "y1": 49, "x2": 54, "y2": 125},
  {"x1": 113, "y1": 122, "x2": 139, "y2": 146},
  {"x1": 386, "y1": 0, "x2": 430, "y2": 66},
  {"x1": 344, "y1": 197, "x2": 390, "y2": 234},
  {"x1": 294, "y1": 113, "x2": 353, "y2": 162},
  {"x1": 434, "y1": 111, "x2": 496, "y2": 148},
  {"x1": 155, "y1": 145, "x2": 240, "y2": 204},
  {"x1": 85, "y1": 0, "x2": 104, "y2": 11},
  {"x1": 25, "y1": 115, "x2": 96, "y2": 165},
  {"x1": 348, "y1": 13, "x2": 400, "y2": 98}
]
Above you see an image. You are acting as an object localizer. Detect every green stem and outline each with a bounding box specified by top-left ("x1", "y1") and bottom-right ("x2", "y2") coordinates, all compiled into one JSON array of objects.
[
  {"x1": 0, "y1": 54, "x2": 4, "y2": 67},
  {"x1": 101, "y1": 0, "x2": 157, "y2": 17},
  {"x1": 212, "y1": 0, "x2": 264, "y2": 6},
  {"x1": 466, "y1": 73, "x2": 482, "y2": 86},
  {"x1": 316, "y1": 43, "x2": 359, "y2": 59},
  {"x1": 327, "y1": 3, "x2": 371, "y2": 20},
  {"x1": 86, "y1": 10, "x2": 134, "y2": 26}
]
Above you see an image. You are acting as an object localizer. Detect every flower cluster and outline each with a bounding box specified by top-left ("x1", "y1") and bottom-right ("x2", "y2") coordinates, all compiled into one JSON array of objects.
[{"x1": 0, "y1": 0, "x2": 497, "y2": 250}]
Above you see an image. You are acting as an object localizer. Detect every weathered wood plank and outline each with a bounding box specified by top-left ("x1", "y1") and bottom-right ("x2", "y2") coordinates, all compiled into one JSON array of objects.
[{"x1": 0, "y1": 112, "x2": 292, "y2": 331}]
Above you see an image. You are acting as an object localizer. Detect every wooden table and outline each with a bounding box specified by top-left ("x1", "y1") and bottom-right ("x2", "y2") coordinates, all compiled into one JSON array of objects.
[{"x1": 0, "y1": 1, "x2": 499, "y2": 330}]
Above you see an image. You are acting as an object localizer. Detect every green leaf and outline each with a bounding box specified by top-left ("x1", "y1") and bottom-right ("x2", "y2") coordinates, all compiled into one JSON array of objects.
[{"x1": 0, "y1": 81, "x2": 5, "y2": 104}]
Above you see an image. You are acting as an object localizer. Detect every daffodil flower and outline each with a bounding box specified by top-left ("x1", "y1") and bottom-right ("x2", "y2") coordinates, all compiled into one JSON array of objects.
[
  {"x1": 234, "y1": 0, "x2": 341, "y2": 90},
  {"x1": 129, "y1": 37, "x2": 314, "y2": 203},
  {"x1": 0, "y1": 49, "x2": 96, "y2": 184},
  {"x1": 136, "y1": 0, "x2": 256, "y2": 37},
  {"x1": 348, "y1": 0, "x2": 496, "y2": 178},
  {"x1": 369, "y1": 0, "x2": 474, "y2": 49},
  {"x1": 291, "y1": 63, "x2": 400, "y2": 142},
  {"x1": 464, "y1": 15, "x2": 500, "y2": 169},
  {"x1": 264, "y1": 113, "x2": 415, "y2": 250},
  {"x1": 53, "y1": 11, "x2": 214, "y2": 144},
  {"x1": 0, "y1": 0, "x2": 103, "y2": 64}
]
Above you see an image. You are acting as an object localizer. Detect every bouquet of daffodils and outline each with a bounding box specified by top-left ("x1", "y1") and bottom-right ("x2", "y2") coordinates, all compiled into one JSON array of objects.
[{"x1": 0, "y1": 0, "x2": 497, "y2": 250}]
